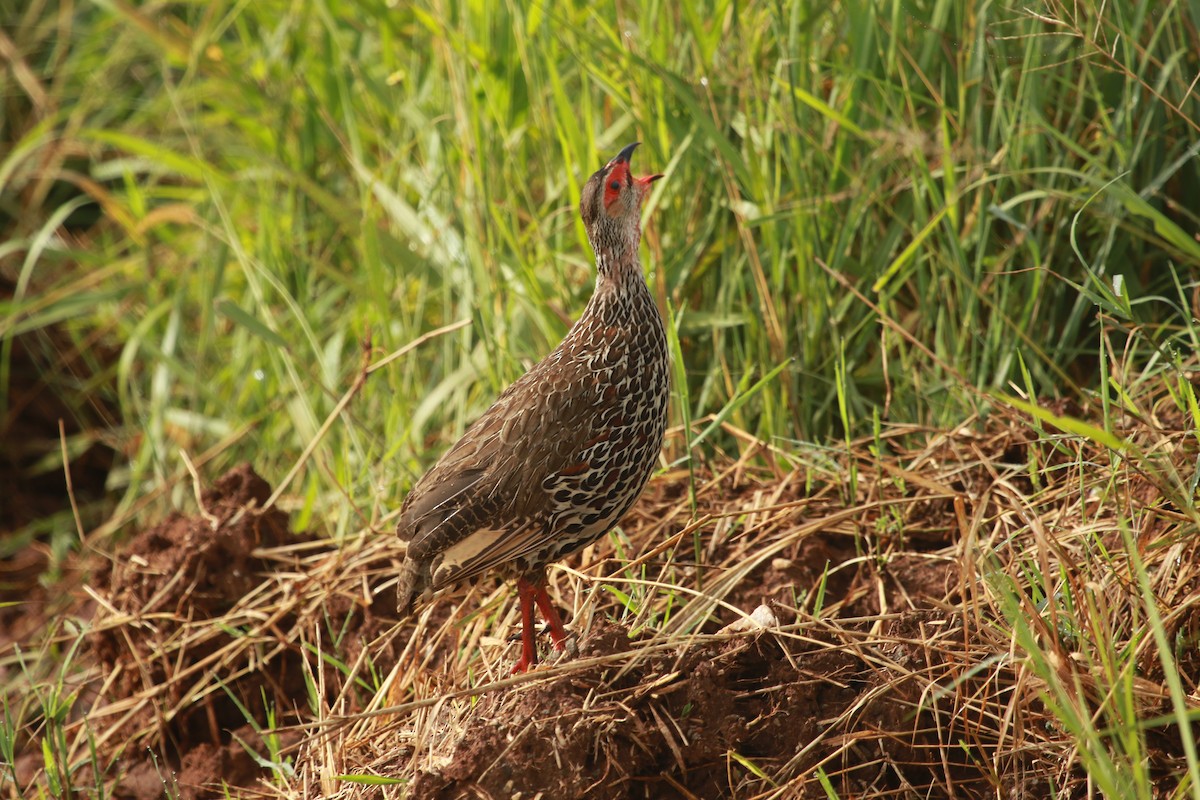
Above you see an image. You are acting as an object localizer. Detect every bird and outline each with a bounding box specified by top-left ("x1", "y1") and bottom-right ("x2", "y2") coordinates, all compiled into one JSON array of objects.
[{"x1": 395, "y1": 142, "x2": 669, "y2": 673}]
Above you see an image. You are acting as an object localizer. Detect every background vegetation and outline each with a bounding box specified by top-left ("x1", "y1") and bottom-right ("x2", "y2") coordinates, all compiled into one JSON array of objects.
[
  {"x1": 3, "y1": 0, "x2": 1200, "y2": 796},
  {"x1": 5, "y1": 0, "x2": 1197, "y2": 537}
]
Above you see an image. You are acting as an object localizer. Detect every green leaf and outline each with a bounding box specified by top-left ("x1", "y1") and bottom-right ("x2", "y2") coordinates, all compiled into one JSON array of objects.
[
  {"x1": 872, "y1": 207, "x2": 950, "y2": 294},
  {"x1": 729, "y1": 750, "x2": 776, "y2": 785},
  {"x1": 1110, "y1": 183, "x2": 1200, "y2": 262},
  {"x1": 335, "y1": 774, "x2": 407, "y2": 785},
  {"x1": 998, "y1": 394, "x2": 1131, "y2": 453},
  {"x1": 214, "y1": 298, "x2": 290, "y2": 351},
  {"x1": 682, "y1": 358, "x2": 792, "y2": 456},
  {"x1": 80, "y1": 129, "x2": 219, "y2": 183},
  {"x1": 780, "y1": 79, "x2": 866, "y2": 139}
]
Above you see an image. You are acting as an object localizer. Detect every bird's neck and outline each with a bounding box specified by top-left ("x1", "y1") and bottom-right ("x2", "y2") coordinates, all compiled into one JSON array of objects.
[
  {"x1": 594, "y1": 249, "x2": 646, "y2": 289},
  {"x1": 590, "y1": 220, "x2": 644, "y2": 287},
  {"x1": 583, "y1": 250, "x2": 655, "y2": 331}
]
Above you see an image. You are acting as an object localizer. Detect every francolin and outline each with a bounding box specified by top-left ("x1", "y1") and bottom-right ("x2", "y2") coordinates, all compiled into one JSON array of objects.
[{"x1": 396, "y1": 143, "x2": 668, "y2": 673}]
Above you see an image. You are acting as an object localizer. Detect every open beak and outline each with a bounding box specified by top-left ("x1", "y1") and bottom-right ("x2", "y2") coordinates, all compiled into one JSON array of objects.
[{"x1": 609, "y1": 142, "x2": 664, "y2": 188}]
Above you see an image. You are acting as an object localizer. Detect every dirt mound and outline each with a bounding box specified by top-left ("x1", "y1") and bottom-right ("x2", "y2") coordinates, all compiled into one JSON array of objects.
[
  {"x1": 369, "y1": 607, "x2": 1031, "y2": 800},
  {"x1": 90, "y1": 465, "x2": 293, "y2": 798},
  {"x1": 88, "y1": 464, "x2": 398, "y2": 799},
  {"x1": 409, "y1": 620, "x2": 840, "y2": 799},
  {"x1": 94, "y1": 465, "x2": 289, "y2": 624}
]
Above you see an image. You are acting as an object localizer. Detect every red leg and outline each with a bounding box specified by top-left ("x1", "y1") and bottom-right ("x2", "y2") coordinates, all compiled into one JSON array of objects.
[
  {"x1": 511, "y1": 577, "x2": 539, "y2": 674},
  {"x1": 532, "y1": 583, "x2": 570, "y2": 652}
]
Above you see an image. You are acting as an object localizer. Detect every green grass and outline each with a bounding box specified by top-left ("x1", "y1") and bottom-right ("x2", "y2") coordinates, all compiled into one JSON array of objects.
[
  {"x1": 4, "y1": 0, "x2": 1198, "y2": 525},
  {"x1": 3, "y1": 0, "x2": 1200, "y2": 796}
]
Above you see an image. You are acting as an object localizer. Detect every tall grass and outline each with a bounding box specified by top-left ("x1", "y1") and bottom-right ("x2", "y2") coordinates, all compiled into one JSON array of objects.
[{"x1": 4, "y1": 0, "x2": 1198, "y2": 528}]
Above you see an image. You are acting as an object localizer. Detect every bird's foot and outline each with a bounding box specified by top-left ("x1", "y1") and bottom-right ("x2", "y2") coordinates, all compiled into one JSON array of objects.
[
  {"x1": 505, "y1": 624, "x2": 576, "y2": 672},
  {"x1": 503, "y1": 622, "x2": 569, "y2": 644},
  {"x1": 547, "y1": 622, "x2": 575, "y2": 652},
  {"x1": 509, "y1": 577, "x2": 578, "y2": 672}
]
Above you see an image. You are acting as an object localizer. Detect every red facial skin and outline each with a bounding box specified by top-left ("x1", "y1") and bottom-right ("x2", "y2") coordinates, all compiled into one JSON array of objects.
[{"x1": 603, "y1": 160, "x2": 663, "y2": 210}]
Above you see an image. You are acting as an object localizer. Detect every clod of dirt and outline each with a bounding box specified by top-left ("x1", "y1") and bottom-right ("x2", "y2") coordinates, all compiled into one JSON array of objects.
[
  {"x1": 93, "y1": 464, "x2": 289, "y2": 628},
  {"x1": 179, "y1": 722, "x2": 299, "y2": 798},
  {"x1": 91, "y1": 464, "x2": 295, "y2": 799},
  {"x1": 409, "y1": 620, "x2": 847, "y2": 800},
  {"x1": 396, "y1": 589, "x2": 1039, "y2": 800}
]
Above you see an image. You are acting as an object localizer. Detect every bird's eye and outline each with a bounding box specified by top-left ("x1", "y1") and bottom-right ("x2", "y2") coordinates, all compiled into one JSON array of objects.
[{"x1": 608, "y1": 180, "x2": 620, "y2": 191}]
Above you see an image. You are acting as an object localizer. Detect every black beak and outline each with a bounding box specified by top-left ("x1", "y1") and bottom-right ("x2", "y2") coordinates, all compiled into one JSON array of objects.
[{"x1": 610, "y1": 141, "x2": 640, "y2": 165}]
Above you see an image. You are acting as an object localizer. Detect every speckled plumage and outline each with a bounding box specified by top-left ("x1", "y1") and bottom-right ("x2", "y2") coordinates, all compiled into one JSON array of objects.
[{"x1": 395, "y1": 143, "x2": 668, "y2": 671}]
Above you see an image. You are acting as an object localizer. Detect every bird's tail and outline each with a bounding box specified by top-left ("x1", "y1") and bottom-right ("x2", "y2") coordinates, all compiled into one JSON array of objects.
[{"x1": 396, "y1": 557, "x2": 423, "y2": 615}]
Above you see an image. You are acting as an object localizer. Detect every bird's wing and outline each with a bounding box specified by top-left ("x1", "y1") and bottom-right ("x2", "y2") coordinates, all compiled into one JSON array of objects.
[{"x1": 397, "y1": 351, "x2": 608, "y2": 585}]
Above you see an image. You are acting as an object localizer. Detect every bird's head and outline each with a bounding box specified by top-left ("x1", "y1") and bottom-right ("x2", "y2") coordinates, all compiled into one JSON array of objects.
[{"x1": 579, "y1": 142, "x2": 662, "y2": 270}]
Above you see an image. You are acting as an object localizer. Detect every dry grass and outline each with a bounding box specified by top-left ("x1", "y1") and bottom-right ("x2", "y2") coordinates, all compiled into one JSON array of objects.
[{"x1": 52, "y1": 369, "x2": 1199, "y2": 798}]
